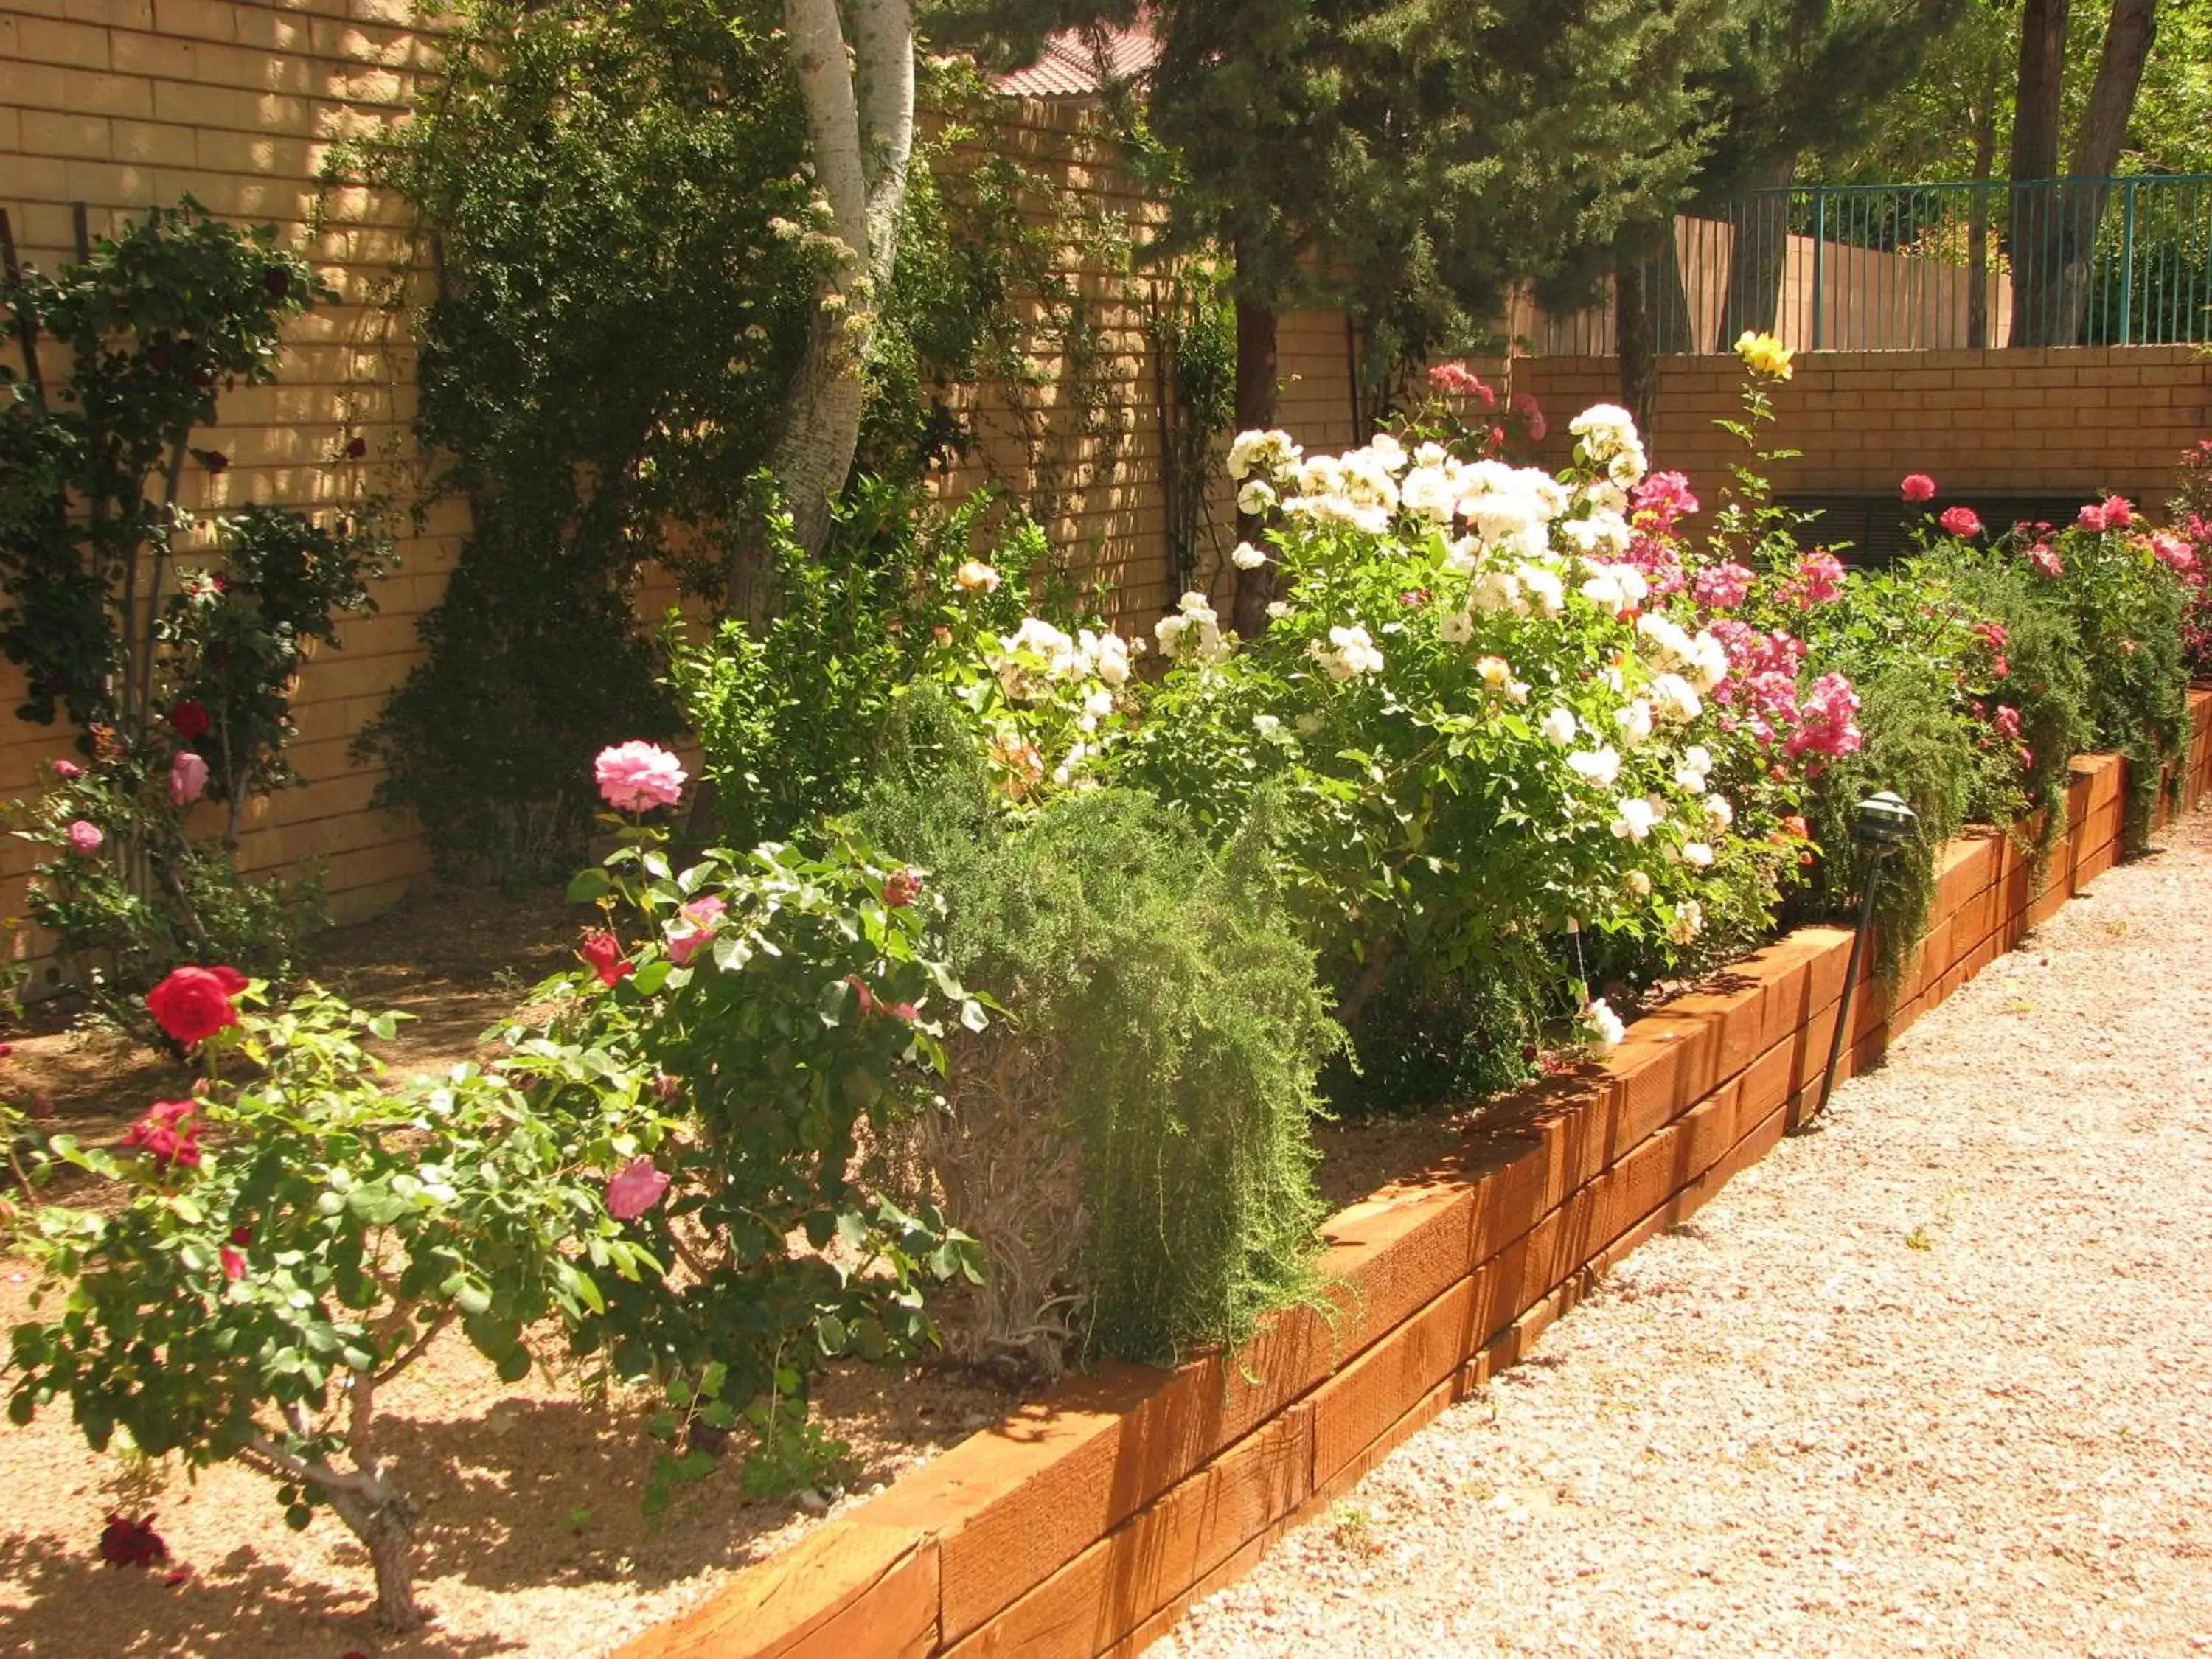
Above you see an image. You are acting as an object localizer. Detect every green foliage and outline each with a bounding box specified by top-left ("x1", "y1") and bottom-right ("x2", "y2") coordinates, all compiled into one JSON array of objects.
[
  {"x1": 858, "y1": 707, "x2": 1337, "y2": 1363},
  {"x1": 2, "y1": 982, "x2": 664, "y2": 1621},
  {"x1": 0, "y1": 203, "x2": 386, "y2": 1008},
  {"x1": 535, "y1": 816, "x2": 985, "y2": 1490},
  {"x1": 669, "y1": 480, "x2": 1056, "y2": 848},
  {"x1": 1321, "y1": 959, "x2": 1537, "y2": 1119}
]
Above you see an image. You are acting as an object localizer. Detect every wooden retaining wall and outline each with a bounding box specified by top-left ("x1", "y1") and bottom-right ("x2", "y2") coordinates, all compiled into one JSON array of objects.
[{"x1": 613, "y1": 686, "x2": 2212, "y2": 1659}]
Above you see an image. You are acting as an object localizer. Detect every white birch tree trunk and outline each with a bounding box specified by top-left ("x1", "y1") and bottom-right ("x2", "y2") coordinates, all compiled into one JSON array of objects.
[{"x1": 768, "y1": 0, "x2": 915, "y2": 561}]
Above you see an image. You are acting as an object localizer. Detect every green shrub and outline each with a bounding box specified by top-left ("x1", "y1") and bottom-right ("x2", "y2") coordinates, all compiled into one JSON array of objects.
[{"x1": 859, "y1": 694, "x2": 1336, "y2": 1368}]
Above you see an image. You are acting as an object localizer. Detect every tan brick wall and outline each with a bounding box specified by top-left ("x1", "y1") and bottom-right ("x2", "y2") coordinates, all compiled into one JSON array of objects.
[{"x1": 2, "y1": 0, "x2": 444, "y2": 936}]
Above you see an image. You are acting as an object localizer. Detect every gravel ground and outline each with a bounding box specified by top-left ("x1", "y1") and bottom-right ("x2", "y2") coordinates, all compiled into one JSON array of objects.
[{"x1": 1158, "y1": 805, "x2": 2212, "y2": 1659}]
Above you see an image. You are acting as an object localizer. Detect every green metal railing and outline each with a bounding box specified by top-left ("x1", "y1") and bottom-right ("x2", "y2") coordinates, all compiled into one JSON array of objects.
[{"x1": 1534, "y1": 174, "x2": 2212, "y2": 355}]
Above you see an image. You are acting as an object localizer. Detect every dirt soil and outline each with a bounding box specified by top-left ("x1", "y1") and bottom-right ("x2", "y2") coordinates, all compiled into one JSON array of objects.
[
  {"x1": 0, "y1": 884, "x2": 1018, "y2": 1658},
  {"x1": 1157, "y1": 805, "x2": 2212, "y2": 1658}
]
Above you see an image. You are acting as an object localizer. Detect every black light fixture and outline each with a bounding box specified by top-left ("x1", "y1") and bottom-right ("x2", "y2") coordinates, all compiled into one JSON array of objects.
[{"x1": 1798, "y1": 790, "x2": 1917, "y2": 1130}]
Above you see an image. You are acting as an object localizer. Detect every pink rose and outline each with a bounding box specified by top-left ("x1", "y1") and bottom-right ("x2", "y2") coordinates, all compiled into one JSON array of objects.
[
  {"x1": 1900, "y1": 473, "x2": 1938, "y2": 503},
  {"x1": 66, "y1": 820, "x2": 104, "y2": 856},
  {"x1": 594, "y1": 741, "x2": 687, "y2": 813},
  {"x1": 52, "y1": 759, "x2": 83, "y2": 781},
  {"x1": 666, "y1": 895, "x2": 726, "y2": 967},
  {"x1": 884, "y1": 868, "x2": 922, "y2": 908},
  {"x1": 1692, "y1": 561, "x2": 1755, "y2": 611},
  {"x1": 606, "y1": 1155, "x2": 670, "y2": 1221},
  {"x1": 1938, "y1": 506, "x2": 1983, "y2": 539},
  {"x1": 168, "y1": 751, "x2": 209, "y2": 807},
  {"x1": 2026, "y1": 543, "x2": 2065, "y2": 578}
]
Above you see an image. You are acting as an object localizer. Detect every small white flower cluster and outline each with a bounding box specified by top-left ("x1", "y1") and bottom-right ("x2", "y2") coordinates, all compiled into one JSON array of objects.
[
  {"x1": 1154, "y1": 591, "x2": 1235, "y2": 665},
  {"x1": 1635, "y1": 612, "x2": 1731, "y2": 694},
  {"x1": 1283, "y1": 445, "x2": 1404, "y2": 535},
  {"x1": 1576, "y1": 559, "x2": 1648, "y2": 613},
  {"x1": 1231, "y1": 540, "x2": 1269, "y2": 570},
  {"x1": 1668, "y1": 898, "x2": 1705, "y2": 945},
  {"x1": 1583, "y1": 997, "x2": 1627, "y2": 1053},
  {"x1": 1228, "y1": 428, "x2": 1302, "y2": 481},
  {"x1": 1308, "y1": 623, "x2": 1385, "y2": 681},
  {"x1": 1566, "y1": 403, "x2": 1649, "y2": 490},
  {"x1": 987, "y1": 618, "x2": 1135, "y2": 703},
  {"x1": 1473, "y1": 655, "x2": 1531, "y2": 703}
]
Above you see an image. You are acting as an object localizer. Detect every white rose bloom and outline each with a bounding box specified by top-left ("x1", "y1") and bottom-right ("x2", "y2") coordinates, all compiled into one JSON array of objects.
[
  {"x1": 1567, "y1": 746, "x2": 1622, "y2": 788},
  {"x1": 1442, "y1": 536, "x2": 1481, "y2": 576},
  {"x1": 1624, "y1": 869, "x2": 1653, "y2": 897},
  {"x1": 1154, "y1": 613, "x2": 1189, "y2": 657},
  {"x1": 1679, "y1": 840, "x2": 1716, "y2": 868},
  {"x1": 1669, "y1": 898, "x2": 1705, "y2": 945},
  {"x1": 1476, "y1": 655, "x2": 1512, "y2": 690},
  {"x1": 1607, "y1": 443, "x2": 1649, "y2": 489},
  {"x1": 1516, "y1": 563, "x2": 1567, "y2": 616},
  {"x1": 1294, "y1": 711, "x2": 1326, "y2": 736},
  {"x1": 1088, "y1": 630, "x2": 1133, "y2": 686},
  {"x1": 1705, "y1": 793, "x2": 1734, "y2": 830},
  {"x1": 1363, "y1": 431, "x2": 1409, "y2": 474},
  {"x1": 1581, "y1": 480, "x2": 1632, "y2": 516},
  {"x1": 1470, "y1": 567, "x2": 1523, "y2": 615},
  {"x1": 1688, "y1": 632, "x2": 1731, "y2": 694},
  {"x1": 1265, "y1": 599, "x2": 1293, "y2": 619},
  {"x1": 1651, "y1": 672, "x2": 1703, "y2": 725},
  {"x1": 1231, "y1": 540, "x2": 1268, "y2": 570},
  {"x1": 1252, "y1": 713, "x2": 1282, "y2": 736},
  {"x1": 1401, "y1": 465, "x2": 1459, "y2": 524},
  {"x1": 1414, "y1": 441, "x2": 1451, "y2": 467},
  {"x1": 1439, "y1": 608, "x2": 1475, "y2": 644},
  {"x1": 1612, "y1": 797, "x2": 1658, "y2": 841},
  {"x1": 1227, "y1": 428, "x2": 1301, "y2": 481},
  {"x1": 1310, "y1": 623, "x2": 1383, "y2": 681},
  {"x1": 1584, "y1": 997, "x2": 1627, "y2": 1053},
  {"x1": 1506, "y1": 679, "x2": 1531, "y2": 704},
  {"x1": 1615, "y1": 699, "x2": 1655, "y2": 746},
  {"x1": 1568, "y1": 403, "x2": 1640, "y2": 463},
  {"x1": 1675, "y1": 762, "x2": 1708, "y2": 791},
  {"x1": 1237, "y1": 478, "x2": 1277, "y2": 516},
  {"x1": 1084, "y1": 687, "x2": 1115, "y2": 719},
  {"x1": 1297, "y1": 456, "x2": 1346, "y2": 497},
  {"x1": 1580, "y1": 569, "x2": 1628, "y2": 611},
  {"x1": 1540, "y1": 707, "x2": 1578, "y2": 745},
  {"x1": 1612, "y1": 563, "x2": 1650, "y2": 606}
]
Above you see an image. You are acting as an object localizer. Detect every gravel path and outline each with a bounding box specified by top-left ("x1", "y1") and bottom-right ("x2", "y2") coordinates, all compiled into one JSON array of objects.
[{"x1": 1157, "y1": 807, "x2": 2212, "y2": 1659}]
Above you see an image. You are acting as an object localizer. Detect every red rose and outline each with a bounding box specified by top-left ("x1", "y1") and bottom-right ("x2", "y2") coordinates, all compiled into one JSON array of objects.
[
  {"x1": 99, "y1": 1513, "x2": 168, "y2": 1568},
  {"x1": 579, "y1": 930, "x2": 633, "y2": 987},
  {"x1": 146, "y1": 964, "x2": 248, "y2": 1045},
  {"x1": 345, "y1": 435, "x2": 368, "y2": 459},
  {"x1": 219, "y1": 1245, "x2": 247, "y2": 1281},
  {"x1": 168, "y1": 699, "x2": 213, "y2": 741},
  {"x1": 123, "y1": 1100, "x2": 203, "y2": 1170}
]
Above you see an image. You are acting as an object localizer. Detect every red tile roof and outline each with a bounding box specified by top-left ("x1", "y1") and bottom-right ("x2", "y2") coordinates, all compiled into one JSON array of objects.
[{"x1": 993, "y1": 22, "x2": 1161, "y2": 97}]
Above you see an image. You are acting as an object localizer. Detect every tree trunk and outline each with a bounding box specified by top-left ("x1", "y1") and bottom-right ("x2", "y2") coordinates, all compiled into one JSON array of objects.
[
  {"x1": 2007, "y1": 0, "x2": 2071, "y2": 345},
  {"x1": 1966, "y1": 52, "x2": 2002, "y2": 349},
  {"x1": 2047, "y1": 0, "x2": 2159, "y2": 342},
  {"x1": 1615, "y1": 255, "x2": 1658, "y2": 442},
  {"x1": 1719, "y1": 154, "x2": 1796, "y2": 349},
  {"x1": 1230, "y1": 247, "x2": 1280, "y2": 639},
  {"x1": 762, "y1": 0, "x2": 914, "y2": 567},
  {"x1": 327, "y1": 1482, "x2": 424, "y2": 1630}
]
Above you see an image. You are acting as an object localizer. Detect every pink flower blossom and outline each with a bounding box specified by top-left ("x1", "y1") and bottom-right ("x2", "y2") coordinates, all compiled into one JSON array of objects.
[
  {"x1": 594, "y1": 741, "x2": 687, "y2": 813},
  {"x1": 1786, "y1": 672, "x2": 1863, "y2": 760},
  {"x1": 1973, "y1": 621, "x2": 2008, "y2": 652},
  {"x1": 666, "y1": 895, "x2": 726, "y2": 967},
  {"x1": 66, "y1": 820, "x2": 104, "y2": 856},
  {"x1": 1900, "y1": 473, "x2": 1938, "y2": 503},
  {"x1": 1509, "y1": 390, "x2": 1545, "y2": 442},
  {"x1": 1631, "y1": 470, "x2": 1699, "y2": 528},
  {"x1": 1692, "y1": 561, "x2": 1755, "y2": 611},
  {"x1": 1427, "y1": 362, "x2": 1494, "y2": 406},
  {"x1": 167, "y1": 751, "x2": 209, "y2": 807},
  {"x1": 1786, "y1": 550, "x2": 1846, "y2": 606},
  {"x1": 219, "y1": 1245, "x2": 247, "y2": 1281},
  {"x1": 2026, "y1": 543, "x2": 2065, "y2": 578},
  {"x1": 1938, "y1": 506, "x2": 1984, "y2": 539},
  {"x1": 52, "y1": 758, "x2": 83, "y2": 781},
  {"x1": 883, "y1": 868, "x2": 922, "y2": 907},
  {"x1": 2084, "y1": 494, "x2": 2133, "y2": 531},
  {"x1": 2148, "y1": 532, "x2": 2197, "y2": 573},
  {"x1": 1992, "y1": 704, "x2": 2023, "y2": 741},
  {"x1": 605, "y1": 1155, "x2": 670, "y2": 1221}
]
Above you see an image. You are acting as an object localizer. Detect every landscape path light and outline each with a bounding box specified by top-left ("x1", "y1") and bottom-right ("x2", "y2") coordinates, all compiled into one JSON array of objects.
[{"x1": 1798, "y1": 789, "x2": 1917, "y2": 1131}]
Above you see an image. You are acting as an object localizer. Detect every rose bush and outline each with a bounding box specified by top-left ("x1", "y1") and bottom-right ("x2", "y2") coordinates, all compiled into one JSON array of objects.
[{"x1": 3, "y1": 981, "x2": 667, "y2": 1630}]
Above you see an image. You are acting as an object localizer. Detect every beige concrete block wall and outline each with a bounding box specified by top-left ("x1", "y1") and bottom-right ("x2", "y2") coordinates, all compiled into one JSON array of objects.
[{"x1": 1, "y1": 0, "x2": 445, "y2": 939}]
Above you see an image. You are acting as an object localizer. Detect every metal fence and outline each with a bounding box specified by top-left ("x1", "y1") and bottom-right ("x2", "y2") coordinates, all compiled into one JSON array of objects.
[{"x1": 1526, "y1": 174, "x2": 2212, "y2": 356}]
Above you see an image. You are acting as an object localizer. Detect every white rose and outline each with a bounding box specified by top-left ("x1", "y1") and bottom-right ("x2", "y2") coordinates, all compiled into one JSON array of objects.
[
  {"x1": 1231, "y1": 540, "x2": 1268, "y2": 570},
  {"x1": 1540, "y1": 707, "x2": 1578, "y2": 745},
  {"x1": 1705, "y1": 794, "x2": 1734, "y2": 830},
  {"x1": 1567, "y1": 746, "x2": 1622, "y2": 788}
]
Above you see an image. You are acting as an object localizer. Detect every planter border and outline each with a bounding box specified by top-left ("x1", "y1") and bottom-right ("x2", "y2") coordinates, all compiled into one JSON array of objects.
[{"x1": 619, "y1": 687, "x2": 2212, "y2": 1659}]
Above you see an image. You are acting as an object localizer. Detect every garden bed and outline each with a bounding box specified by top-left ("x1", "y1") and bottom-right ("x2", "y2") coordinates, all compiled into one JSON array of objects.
[
  {"x1": 607, "y1": 695, "x2": 2212, "y2": 1659},
  {"x1": 4, "y1": 698, "x2": 2207, "y2": 1659}
]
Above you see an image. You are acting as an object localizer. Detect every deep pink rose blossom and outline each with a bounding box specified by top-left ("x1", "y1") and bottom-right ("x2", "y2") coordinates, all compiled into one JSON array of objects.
[
  {"x1": 1900, "y1": 473, "x2": 1938, "y2": 503},
  {"x1": 52, "y1": 758, "x2": 83, "y2": 781},
  {"x1": 666, "y1": 895, "x2": 726, "y2": 967},
  {"x1": 168, "y1": 751, "x2": 209, "y2": 807},
  {"x1": 606, "y1": 1155, "x2": 670, "y2": 1221},
  {"x1": 66, "y1": 820, "x2": 104, "y2": 855},
  {"x1": 1938, "y1": 506, "x2": 1983, "y2": 539},
  {"x1": 594, "y1": 742, "x2": 687, "y2": 813}
]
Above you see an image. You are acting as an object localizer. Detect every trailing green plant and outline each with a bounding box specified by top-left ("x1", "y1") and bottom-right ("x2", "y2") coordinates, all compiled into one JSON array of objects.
[
  {"x1": 0, "y1": 202, "x2": 389, "y2": 1010},
  {"x1": 2169, "y1": 437, "x2": 2212, "y2": 675},
  {"x1": 1144, "y1": 253, "x2": 1238, "y2": 596},
  {"x1": 2, "y1": 971, "x2": 667, "y2": 1630},
  {"x1": 667, "y1": 478, "x2": 1060, "y2": 849},
  {"x1": 857, "y1": 692, "x2": 1336, "y2": 1368}
]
